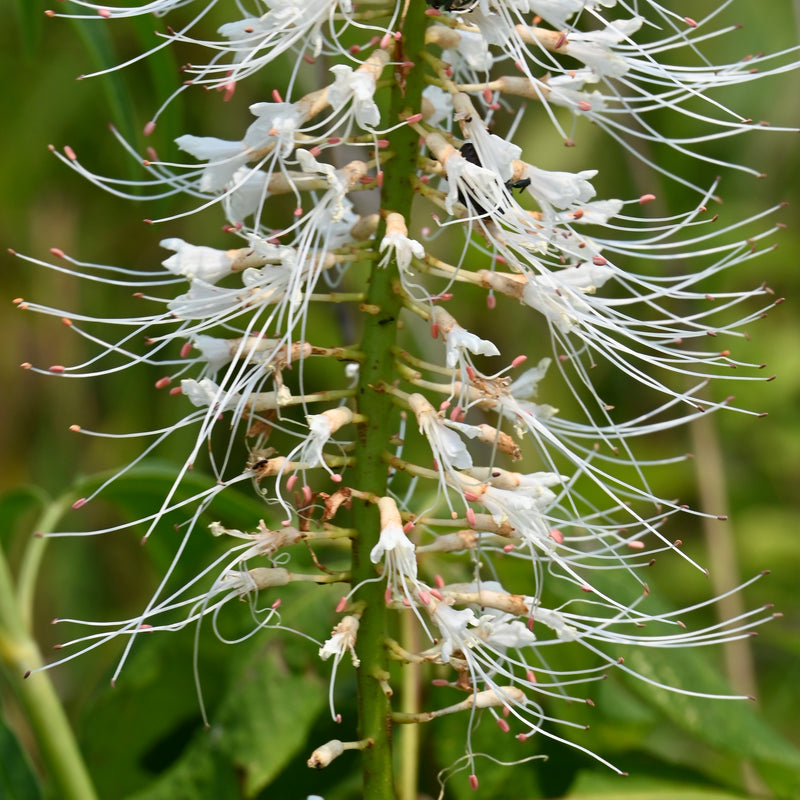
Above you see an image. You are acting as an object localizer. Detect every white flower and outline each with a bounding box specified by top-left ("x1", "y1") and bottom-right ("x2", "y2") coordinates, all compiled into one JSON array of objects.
[
  {"x1": 562, "y1": 17, "x2": 643, "y2": 78},
  {"x1": 370, "y1": 497, "x2": 418, "y2": 598},
  {"x1": 430, "y1": 601, "x2": 479, "y2": 664},
  {"x1": 521, "y1": 165, "x2": 599, "y2": 215},
  {"x1": 531, "y1": 607, "x2": 579, "y2": 642},
  {"x1": 319, "y1": 615, "x2": 360, "y2": 666},
  {"x1": 244, "y1": 102, "x2": 301, "y2": 157},
  {"x1": 369, "y1": 521, "x2": 415, "y2": 575},
  {"x1": 527, "y1": 0, "x2": 618, "y2": 30},
  {"x1": 192, "y1": 335, "x2": 234, "y2": 374},
  {"x1": 457, "y1": 96, "x2": 522, "y2": 183},
  {"x1": 160, "y1": 238, "x2": 237, "y2": 284},
  {"x1": 222, "y1": 166, "x2": 270, "y2": 225},
  {"x1": 328, "y1": 65, "x2": 380, "y2": 129},
  {"x1": 320, "y1": 614, "x2": 361, "y2": 722},
  {"x1": 445, "y1": 326, "x2": 500, "y2": 368},
  {"x1": 408, "y1": 393, "x2": 482, "y2": 475},
  {"x1": 443, "y1": 29, "x2": 493, "y2": 73},
  {"x1": 180, "y1": 378, "x2": 239, "y2": 413},
  {"x1": 380, "y1": 215, "x2": 424, "y2": 274},
  {"x1": 175, "y1": 135, "x2": 249, "y2": 193},
  {"x1": 508, "y1": 358, "x2": 552, "y2": 400},
  {"x1": 380, "y1": 230, "x2": 423, "y2": 272},
  {"x1": 521, "y1": 262, "x2": 615, "y2": 333},
  {"x1": 422, "y1": 85, "x2": 453, "y2": 126},
  {"x1": 442, "y1": 148, "x2": 509, "y2": 218},
  {"x1": 295, "y1": 150, "x2": 357, "y2": 225},
  {"x1": 286, "y1": 407, "x2": 353, "y2": 477},
  {"x1": 433, "y1": 306, "x2": 500, "y2": 370},
  {"x1": 475, "y1": 614, "x2": 538, "y2": 650},
  {"x1": 553, "y1": 199, "x2": 623, "y2": 226},
  {"x1": 215, "y1": 0, "x2": 344, "y2": 81}
]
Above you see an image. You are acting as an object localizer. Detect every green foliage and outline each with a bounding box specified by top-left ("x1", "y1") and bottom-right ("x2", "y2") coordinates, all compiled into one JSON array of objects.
[
  {"x1": 101, "y1": 622, "x2": 329, "y2": 800},
  {"x1": 0, "y1": 2, "x2": 798, "y2": 799},
  {"x1": 622, "y1": 648, "x2": 800, "y2": 798},
  {"x1": 0, "y1": 711, "x2": 43, "y2": 800}
]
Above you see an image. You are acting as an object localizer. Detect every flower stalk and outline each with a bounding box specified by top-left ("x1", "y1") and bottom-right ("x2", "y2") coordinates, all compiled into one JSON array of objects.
[{"x1": 348, "y1": 6, "x2": 429, "y2": 793}]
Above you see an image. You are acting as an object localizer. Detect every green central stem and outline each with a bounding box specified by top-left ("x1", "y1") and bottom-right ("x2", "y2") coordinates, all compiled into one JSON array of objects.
[{"x1": 350, "y1": 3, "x2": 427, "y2": 797}]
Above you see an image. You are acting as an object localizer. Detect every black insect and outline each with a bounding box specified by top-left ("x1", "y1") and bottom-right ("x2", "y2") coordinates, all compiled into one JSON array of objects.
[
  {"x1": 426, "y1": 0, "x2": 480, "y2": 13},
  {"x1": 508, "y1": 175, "x2": 532, "y2": 193},
  {"x1": 457, "y1": 141, "x2": 531, "y2": 217}
]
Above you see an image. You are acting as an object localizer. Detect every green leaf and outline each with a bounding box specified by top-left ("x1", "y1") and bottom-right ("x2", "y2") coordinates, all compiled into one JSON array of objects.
[
  {"x1": 429, "y1": 698, "x2": 544, "y2": 800},
  {"x1": 73, "y1": 463, "x2": 270, "y2": 532},
  {"x1": 10, "y1": 0, "x2": 45, "y2": 58},
  {"x1": 622, "y1": 646, "x2": 800, "y2": 798},
  {"x1": 217, "y1": 643, "x2": 327, "y2": 796},
  {"x1": 71, "y1": 531, "x2": 334, "y2": 799},
  {"x1": 565, "y1": 771, "x2": 752, "y2": 799},
  {"x1": 67, "y1": 19, "x2": 140, "y2": 149},
  {"x1": 0, "y1": 487, "x2": 47, "y2": 553},
  {"x1": 0, "y1": 710, "x2": 43, "y2": 800},
  {"x1": 129, "y1": 13, "x2": 184, "y2": 157},
  {"x1": 127, "y1": 638, "x2": 326, "y2": 800},
  {"x1": 65, "y1": 462, "x2": 277, "y2": 577},
  {"x1": 136, "y1": 743, "x2": 242, "y2": 800},
  {"x1": 76, "y1": 627, "x2": 221, "y2": 798}
]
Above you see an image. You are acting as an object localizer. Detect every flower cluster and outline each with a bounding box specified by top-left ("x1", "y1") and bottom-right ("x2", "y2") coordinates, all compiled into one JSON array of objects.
[{"x1": 16, "y1": 0, "x2": 795, "y2": 795}]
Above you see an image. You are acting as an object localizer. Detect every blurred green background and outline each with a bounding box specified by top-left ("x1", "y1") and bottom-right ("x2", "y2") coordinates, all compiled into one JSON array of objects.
[{"x1": 1, "y1": 1, "x2": 798, "y2": 799}]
